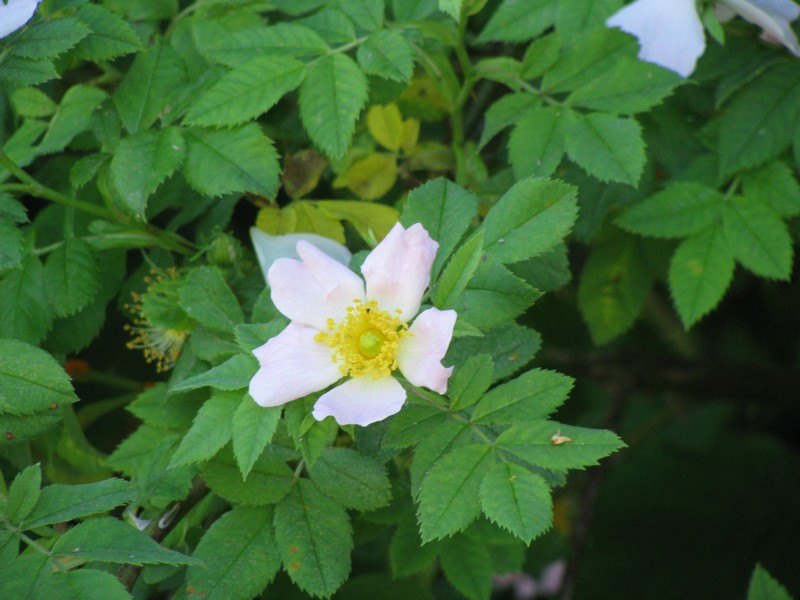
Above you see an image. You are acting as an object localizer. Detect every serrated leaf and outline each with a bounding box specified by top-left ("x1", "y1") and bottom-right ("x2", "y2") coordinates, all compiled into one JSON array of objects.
[
  {"x1": 389, "y1": 514, "x2": 441, "y2": 577},
  {"x1": 37, "y1": 570, "x2": 131, "y2": 600},
  {"x1": 566, "y1": 112, "x2": 644, "y2": 185},
  {"x1": 113, "y1": 40, "x2": 185, "y2": 134},
  {"x1": 232, "y1": 400, "x2": 281, "y2": 479},
  {"x1": 10, "y1": 87, "x2": 57, "y2": 118},
  {"x1": 383, "y1": 405, "x2": 448, "y2": 449},
  {"x1": 742, "y1": 161, "x2": 800, "y2": 217},
  {"x1": 669, "y1": 227, "x2": 736, "y2": 328},
  {"x1": 199, "y1": 22, "x2": 328, "y2": 66},
  {"x1": 274, "y1": 479, "x2": 353, "y2": 597},
  {"x1": 434, "y1": 231, "x2": 484, "y2": 309},
  {"x1": 22, "y1": 478, "x2": 133, "y2": 529},
  {"x1": 357, "y1": 29, "x2": 413, "y2": 82},
  {"x1": 616, "y1": 183, "x2": 725, "y2": 238},
  {"x1": 299, "y1": 53, "x2": 368, "y2": 159},
  {"x1": 722, "y1": 197, "x2": 792, "y2": 279},
  {"x1": 203, "y1": 446, "x2": 294, "y2": 506},
  {"x1": 719, "y1": 62, "x2": 800, "y2": 178},
  {"x1": 496, "y1": 421, "x2": 625, "y2": 470},
  {"x1": 171, "y1": 354, "x2": 257, "y2": 393},
  {"x1": 74, "y1": 4, "x2": 143, "y2": 61},
  {"x1": 0, "y1": 256, "x2": 53, "y2": 344},
  {"x1": 479, "y1": 463, "x2": 552, "y2": 544},
  {"x1": 478, "y1": 92, "x2": 540, "y2": 149},
  {"x1": 44, "y1": 238, "x2": 100, "y2": 317},
  {"x1": 0, "y1": 56, "x2": 57, "y2": 86},
  {"x1": 182, "y1": 124, "x2": 280, "y2": 198},
  {"x1": 37, "y1": 85, "x2": 107, "y2": 156},
  {"x1": 472, "y1": 369, "x2": 573, "y2": 424},
  {"x1": 449, "y1": 354, "x2": 493, "y2": 411},
  {"x1": 309, "y1": 447, "x2": 391, "y2": 511},
  {"x1": 478, "y1": 0, "x2": 557, "y2": 43},
  {"x1": 0, "y1": 193, "x2": 28, "y2": 222},
  {"x1": 577, "y1": 233, "x2": 654, "y2": 344},
  {"x1": 0, "y1": 220, "x2": 24, "y2": 271},
  {"x1": 367, "y1": 103, "x2": 404, "y2": 152},
  {"x1": 187, "y1": 507, "x2": 280, "y2": 600},
  {"x1": 417, "y1": 444, "x2": 495, "y2": 541},
  {"x1": 447, "y1": 322, "x2": 541, "y2": 382},
  {"x1": 169, "y1": 391, "x2": 241, "y2": 468},
  {"x1": 509, "y1": 106, "x2": 575, "y2": 179},
  {"x1": 482, "y1": 177, "x2": 578, "y2": 264},
  {"x1": 6, "y1": 464, "x2": 41, "y2": 526},
  {"x1": 747, "y1": 564, "x2": 792, "y2": 600},
  {"x1": 178, "y1": 266, "x2": 245, "y2": 333},
  {"x1": 339, "y1": 0, "x2": 385, "y2": 30},
  {"x1": 301, "y1": 8, "x2": 356, "y2": 44},
  {"x1": 402, "y1": 178, "x2": 479, "y2": 277},
  {"x1": 53, "y1": 517, "x2": 198, "y2": 565},
  {"x1": 556, "y1": 0, "x2": 620, "y2": 37},
  {"x1": 440, "y1": 536, "x2": 493, "y2": 600},
  {"x1": 9, "y1": 18, "x2": 89, "y2": 59},
  {"x1": 439, "y1": 0, "x2": 462, "y2": 20},
  {"x1": 185, "y1": 56, "x2": 306, "y2": 127}
]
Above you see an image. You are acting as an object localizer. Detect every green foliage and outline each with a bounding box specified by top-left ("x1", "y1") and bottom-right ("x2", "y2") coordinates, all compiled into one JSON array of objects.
[{"x1": 748, "y1": 565, "x2": 794, "y2": 600}]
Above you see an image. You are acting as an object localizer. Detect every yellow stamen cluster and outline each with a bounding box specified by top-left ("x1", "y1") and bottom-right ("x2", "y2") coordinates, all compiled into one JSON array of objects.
[{"x1": 315, "y1": 299, "x2": 409, "y2": 379}]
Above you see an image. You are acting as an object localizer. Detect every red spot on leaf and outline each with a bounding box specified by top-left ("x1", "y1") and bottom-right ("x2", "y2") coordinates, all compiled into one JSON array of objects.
[
  {"x1": 5, "y1": 432, "x2": 13, "y2": 440},
  {"x1": 49, "y1": 403, "x2": 58, "y2": 410},
  {"x1": 290, "y1": 546, "x2": 298, "y2": 554},
  {"x1": 291, "y1": 562, "x2": 301, "y2": 570},
  {"x1": 187, "y1": 585, "x2": 195, "y2": 596}
]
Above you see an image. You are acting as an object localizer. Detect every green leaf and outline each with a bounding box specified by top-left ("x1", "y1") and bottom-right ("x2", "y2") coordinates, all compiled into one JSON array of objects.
[
  {"x1": 109, "y1": 127, "x2": 185, "y2": 217},
  {"x1": 274, "y1": 479, "x2": 353, "y2": 597},
  {"x1": 0, "y1": 57, "x2": 57, "y2": 86},
  {"x1": 521, "y1": 31, "x2": 562, "y2": 79},
  {"x1": 719, "y1": 62, "x2": 800, "y2": 179},
  {"x1": 0, "y1": 220, "x2": 23, "y2": 271},
  {"x1": 22, "y1": 478, "x2": 133, "y2": 529},
  {"x1": 9, "y1": 18, "x2": 89, "y2": 59},
  {"x1": 439, "y1": 0, "x2": 462, "y2": 20},
  {"x1": 616, "y1": 183, "x2": 725, "y2": 238},
  {"x1": 113, "y1": 40, "x2": 185, "y2": 134},
  {"x1": 37, "y1": 570, "x2": 131, "y2": 600},
  {"x1": 481, "y1": 177, "x2": 579, "y2": 263},
  {"x1": 556, "y1": 0, "x2": 621, "y2": 37},
  {"x1": 6, "y1": 464, "x2": 41, "y2": 526},
  {"x1": 434, "y1": 231, "x2": 484, "y2": 309},
  {"x1": 0, "y1": 553, "x2": 51, "y2": 600},
  {"x1": 722, "y1": 197, "x2": 792, "y2": 280},
  {"x1": 0, "y1": 339, "x2": 77, "y2": 416},
  {"x1": 477, "y1": 0, "x2": 557, "y2": 43},
  {"x1": 440, "y1": 535, "x2": 493, "y2": 600},
  {"x1": 478, "y1": 92, "x2": 540, "y2": 149},
  {"x1": 417, "y1": 444, "x2": 495, "y2": 541},
  {"x1": 339, "y1": 0, "x2": 385, "y2": 30},
  {"x1": 185, "y1": 56, "x2": 307, "y2": 127},
  {"x1": 74, "y1": 4, "x2": 143, "y2": 61},
  {"x1": 747, "y1": 564, "x2": 793, "y2": 600},
  {"x1": 171, "y1": 354, "x2": 257, "y2": 393},
  {"x1": 299, "y1": 53, "x2": 368, "y2": 159},
  {"x1": 37, "y1": 85, "x2": 107, "y2": 156},
  {"x1": 447, "y1": 322, "x2": 541, "y2": 382},
  {"x1": 0, "y1": 193, "x2": 28, "y2": 222},
  {"x1": 566, "y1": 112, "x2": 645, "y2": 185},
  {"x1": 169, "y1": 391, "x2": 241, "y2": 468},
  {"x1": 182, "y1": 124, "x2": 280, "y2": 197},
  {"x1": 357, "y1": 30, "x2": 413, "y2": 82},
  {"x1": 232, "y1": 401, "x2": 281, "y2": 479},
  {"x1": 203, "y1": 446, "x2": 294, "y2": 506},
  {"x1": 53, "y1": 517, "x2": 199, "y2": 565},
  {"x1": 669, "y1": 227, "x2": 736, "y2": 328},
  {"x1": 10, "y1": 88, "x2": 57, "y2": 118},
  {"x1": 178, "y1": 266, "x2": 245, "y2": 333},
  {"x1": 389, "y1": 514, "x2": 441, "y2": 577},
  {"x1": 479, "y1": 463, "x2": 552, "y2": 543},
  {"x1": 472, "y1": 369, "x2": 573, "y2": 424},
  {"x1": 44, "y1": 238, "x2": 100, "y2": 317},
  {"x1": 577, "y1": 233, "x2": 654, "y2": 344},
  {"x1": 567, "y1": 56, "x2": 681, "y2": 114},
  {"x1": 198, "y1": 22, "x2": 328, "y2": 66},
  {"x1": 496, "y1": 421, "x2": 625, "y2": 470},
  {"x1": 187, "y1": 507, "x2": 280, "y2": 600},
  {"x1": 449, "y1": 354, "x2": 493, "y2": 411},
  {"x1": 509, "y1": 106, "x2": 575, "y2": 179},
  {"x1": 742, "y1": 161, "x2": 800, "y2": 218},
  {"x1": 402, "y1": 178, "x2": 479, "y2": 278},
  {"x1": 309, "y1": 447, "x2": 391, "y2": 511},
  {"x1": 383, "y1": 405, "x2": 449, "y2": 449}
]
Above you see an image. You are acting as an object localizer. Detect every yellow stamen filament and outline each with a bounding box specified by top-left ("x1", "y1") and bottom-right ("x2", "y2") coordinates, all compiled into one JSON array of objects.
[{"x1": 315, "y1": 299, "x2": 409, "y2": 379}]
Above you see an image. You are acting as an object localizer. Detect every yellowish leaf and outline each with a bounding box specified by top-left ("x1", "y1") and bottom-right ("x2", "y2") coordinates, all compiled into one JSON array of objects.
[
  {"x1": 402, "y1": 118, "x2": 420, "y2": 154},
  {"x1": 367, "y1": 104, "x2": 404, "y2": 152},
  {"x1": 285, "y1": 202, "x2": 346, "y2": 242},
  {"x1": 344, "y1": 153, "x2": 397, "y2": 200},
  {"x1": 315, "y1": 200, "x2": 399, "y2": 242}
]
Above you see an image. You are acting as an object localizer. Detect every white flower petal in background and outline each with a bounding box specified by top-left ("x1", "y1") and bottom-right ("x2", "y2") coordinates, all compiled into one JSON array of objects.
[
  {"x1": 396, "y1": 307, "x2": 457, "y2": 394},
  {"x1": 268, "y1": 240, "x2": 365, "y2": 331},
  {"x1": 361, "y1": 222, "x2": 438, "y2": 320},
  {"x1": 312, "y1": 375, "x2": 406, "y2": 426},
  {"x1": 718, "y1": 0, "x2": 800, "y2": 55},
  {"x1": 0, "y1": 0, "x2": 41, "y2": 39},
  {"x1": 250, "y1": 227, "x2": 351, "y2": 283},
  {"x1": 606, "y1": 0, "x2": 706, "y2": 77},
  {"x1": 249, "y1": 323, "x2": 341, "y2": 407}
]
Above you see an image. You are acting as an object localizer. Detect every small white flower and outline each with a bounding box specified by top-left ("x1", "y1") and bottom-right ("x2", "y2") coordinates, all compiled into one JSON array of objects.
[
  {"x1": 606, "y1": 0, "x2": 706, "y2": 77},
  {"x1": 249, "y1": 222, "x2": 457, "y2": 426},
  {"x1": 0, "y1": 0, "x2": 42, "y2": 39}
]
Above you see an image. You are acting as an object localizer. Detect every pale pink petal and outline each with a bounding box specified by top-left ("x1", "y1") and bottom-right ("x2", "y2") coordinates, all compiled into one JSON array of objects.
[
  {"x1": 607, "y1": 0, "x2": 706, "y2": 77},
  {"x1": 268, "y1": 241, "x2": 365, "y2": 331},
  {"x1": 0, "y1": 0, "x2": 41, "y2": 39},
  {"x1": 396, "y1": 308, "x2": 456, "y2": 394},
  {"x1": 249, "y1": 323, "x2": 341, "y2": 407},
  {"x1": 361, "y1": 223, "x2": 438, "y2": 320},
  {"x1": 720, "y1": 0, "x2": 800, "y2": 55},
  {"x1": 312, "y1": 376, "x2": 406, "y2": 426}
]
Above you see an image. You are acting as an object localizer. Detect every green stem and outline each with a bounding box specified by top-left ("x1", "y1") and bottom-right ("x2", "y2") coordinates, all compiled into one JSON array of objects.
[{"x1": 0, "y1": 182, "x2": 114, "y2": 221}]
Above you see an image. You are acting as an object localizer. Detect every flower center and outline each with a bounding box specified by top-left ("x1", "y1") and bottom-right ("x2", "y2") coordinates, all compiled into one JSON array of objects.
[{"x1": 315, "y1": 299, "x2": 409, "y2": 379}]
